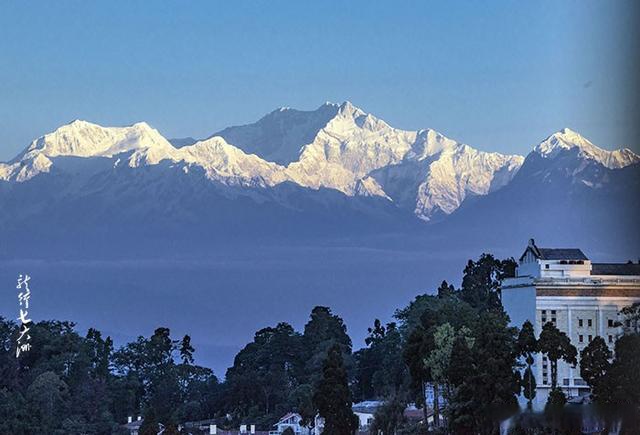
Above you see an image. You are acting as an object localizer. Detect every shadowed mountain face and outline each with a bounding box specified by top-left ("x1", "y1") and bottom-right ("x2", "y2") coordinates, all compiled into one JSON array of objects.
[
  {"x1": 0, "y1": 162, "x2": 420, "y2": 259},
  {"x1": 213, "y1": 103, "x2": 341, "y2": 165},
  {"x1": 438, "y1": 144, "x2": 640, "y2": 261}
]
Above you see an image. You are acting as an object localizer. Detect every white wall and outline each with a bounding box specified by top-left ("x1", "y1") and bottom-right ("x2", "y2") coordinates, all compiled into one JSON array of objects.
[{"x1": 501, "y1": 284, "x2": 537, "y2": 328}]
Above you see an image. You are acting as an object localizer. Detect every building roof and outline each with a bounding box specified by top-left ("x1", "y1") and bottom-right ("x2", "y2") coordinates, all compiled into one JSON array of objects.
[
  {"x1": 123, "y1": 420, "x2": 143, "y2": 429},
  {"x1": 276, "y1": 412, "x2": 300, "y2": 424},
  {"x1": 182, "y1": 418, "x2": 218, "y2": 428},
  {"x1": 536, "y1": 248, "x2": 589, "y2": 261},
  {"x1": 592, "y1": 263, "x2": 640, "y2": 276},
  {"x1": 403, "y1": 408, "x2": 424, "y2": 420},
  {"x1": 352, "y1": 400, "x2": 384, "y2": 414},
  {"x1": 352, "y1": 406, "x2": 378, "y2": 415},
  {"x1": 519, "y1": 239, "x2": 588, "y2": 261}
]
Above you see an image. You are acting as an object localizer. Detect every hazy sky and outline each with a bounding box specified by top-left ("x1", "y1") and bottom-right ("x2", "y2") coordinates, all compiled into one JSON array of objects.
[{"x1": 1, "y1": 1, "x2": 638, "y2": 161}]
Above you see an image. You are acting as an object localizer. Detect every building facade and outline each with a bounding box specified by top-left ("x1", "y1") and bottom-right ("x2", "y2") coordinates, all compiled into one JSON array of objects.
[
  {"x1": 501, "y1": 239, "x2": 640, "y2": 404},
  {"x1": 272, "y1": 413, "x2": 311, "y2": 435}
]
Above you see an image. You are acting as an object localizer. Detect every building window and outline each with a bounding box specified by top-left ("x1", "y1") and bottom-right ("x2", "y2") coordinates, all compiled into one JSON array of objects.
[
  {"x1": 542, "y1": 310, "x2": 546, "y2": 314},
  {"x1": 542, "y1": 317, "x2": 547, "y2": 323},
  {"x1": 579, "y1": 335, "x2": 584, "y2": 343},
  {"x1": 545, "y1": 264, "x2": 549, "y2": 269},
  {"x1": 588, "y1": 335, "x2": 593, "y2": 342},
  {"x1": 551, "y1": 317, "x2": 556, "y2": 323},
  {"x1": 588, "y1": 319, "x2": 593, "y2": 327},
  {"x1": 579, "y1": 319, "x2": 583, "y2": 327},
  {"x1": 551, "y1": 310, "x2": 556, "y2": 315},
  {"x1": 609, "y1": 335, "x2": 613, "y2": 343},
  {"x1": 608, "y1": 319, "x2": 614, "y2": 328}
]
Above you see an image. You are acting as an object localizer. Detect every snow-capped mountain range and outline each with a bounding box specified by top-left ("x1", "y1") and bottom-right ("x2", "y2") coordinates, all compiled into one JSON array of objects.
[{"x1": 1, "y1": 101, "x2": 638, "y2": 223}]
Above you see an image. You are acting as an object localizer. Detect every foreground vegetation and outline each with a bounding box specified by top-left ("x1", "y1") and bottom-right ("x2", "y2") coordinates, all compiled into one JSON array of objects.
[{"x1": 1, "y1": 254, "x2": 639, "y2": 434}]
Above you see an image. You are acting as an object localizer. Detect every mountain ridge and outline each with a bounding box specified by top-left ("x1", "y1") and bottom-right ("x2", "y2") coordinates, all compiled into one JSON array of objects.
[{"x1": 1, "y1": 102, "x2": 637, "y2": 223}]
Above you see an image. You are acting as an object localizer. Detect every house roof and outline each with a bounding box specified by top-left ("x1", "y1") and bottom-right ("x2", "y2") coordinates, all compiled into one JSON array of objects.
[
  {"x1": 182, "y1": 418, "x2": 218, "y2": 428},
  {"x1": 403, "y1": 408, "x2": 424, "y2": 420},
  {"x1": 123, "y1": 420, "x2": 143, "y2": 429},
  {"x1": 352, "y1": 406, "x2": 377, "y2": 415},
  {"x1": 536, "y1": 248, "x2": 589, "y2": 261},
  {"x1": 519, "y1": 239, "x2": 588, "y2": 262},
  {"x1": 276, "y1": 412, "x2": 300, "y2": 424},
  {"x1": 351, "y1": 400, "x2": 384, "y2": 414},
  {"x1": 592, "y1": 263, "x2": 640, "y2": 276}
]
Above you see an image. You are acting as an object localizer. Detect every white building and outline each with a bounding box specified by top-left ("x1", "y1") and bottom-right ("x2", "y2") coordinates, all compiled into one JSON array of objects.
[
  {"x1": 351, "y1": 400, "x2": 382, "y2": 431},
  {"x1": 271, "y1": 413, "x2": 311, "y2": 435},
  {"x1": 501, "y1": 239, "x2": 640, "y2": 404}
]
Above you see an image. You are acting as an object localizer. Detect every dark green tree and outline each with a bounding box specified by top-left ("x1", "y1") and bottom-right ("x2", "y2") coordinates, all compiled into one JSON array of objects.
[
  {"x1": 113, "y1": 326, "x2": 216, "y2": 428},
  {"x1": 436, "y1": 280, "x2": 455, "y2": 298},
  {"x1": 544, "y1": 387, "x2": 567, "y2": 416},
  {"x1": 604, "y1": 333, "x2": 640, "y2": 432},
  {"x1": 313, "y1": 345, "x2": 359, "y2": 435},
  {"x1": 224, "y1": 322, "x2": 303, "y2": 424},
  {"x1": 179, "y1": 335, "x2": 195, "y2": 365},
  {"x1": 521, "y1": 367, "x2": 536, "y2": 405},
  {"x1": 579, "y1": 335, "x2": 611, "y2": 402},
  {"x1": 459, "y1": 254, "x2": 516, "y2": 311},
  {"x1": 537, "y1": 322, "x2": 577, "y2": 391},
  {"x1": 0, "y1": 317, "x2": 218, "y2": 432},
  {"x1": 447, "y1": 335, "x2": 473, "y2": 388},
  {"x1": 139, "y1": 406, "x2": 160, "y2": 435},
  {"x1": 399, "y1": 291, "x2": 477, "y2": 427},
  {"x1": 447, "y1": 335, "x2": 476, "y2": 434},
  {"x1": 26, "y1": 371, "x2": 69, "y2": 434},
  {"x1": 0, "y1": 388, "x2": 31, "y2": 434},
  {"x1": 619, "y1": 302, "x2": 640, "y2": 333},
  {"x1": 0, "y1": 318, "x2": 20, "y2": 391},
  {"x1": 448, "y1": 381, "x2": 476, "y2": 435},
  {"x1": 354, "y1": 320, "x2": 408, "y2": 402},
  {"x1": 516, "y1": 320, "x2": 537, "y2": 407},
  {"x1": 303, "y1": 306, "x2": 352, "y2": 376},
  {"x1": 402, "y1": 326, "x2": 433, "y2": 425},
  {"x1": 299, "y1": 307, "x2": 353, "y2": 424},
  {"x1": 365, "y1": 318, "x2": 386, "y2": 345},
  {"x1": 467, "y1": 311, "x2": 520, "y2": 433},
  {"x1": 370, "y1": 396, "x2": 406, "y2": 435},
  {"x1": 146, "y1": 328, "x2": 181, "y2": 425}
]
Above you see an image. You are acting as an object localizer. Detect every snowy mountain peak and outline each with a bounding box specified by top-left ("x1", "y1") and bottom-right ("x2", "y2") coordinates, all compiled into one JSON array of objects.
[
  {"x1": 407, "y1": 128, "x2": 461, "y2": 160},
  {"x1": 535, "y1": 128, "x2": 591, "y2": 155},
  {"x1": 19, "y1": 119, "x2": 174, "y2": 162},
  {"x1": 337, "y1": 100, "x2": 365, "y2": 117},
  {"x1": 534, "y1": 128, "x2": 639, "y2": 169},
  {"x1": 174, "y1": 136, "x2": 288, "y2": 186}
]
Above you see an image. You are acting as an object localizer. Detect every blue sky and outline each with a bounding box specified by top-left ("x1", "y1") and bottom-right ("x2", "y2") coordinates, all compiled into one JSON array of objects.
[{"x1": 0, "y1": 1, "x2": 638, "y2": 160}]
